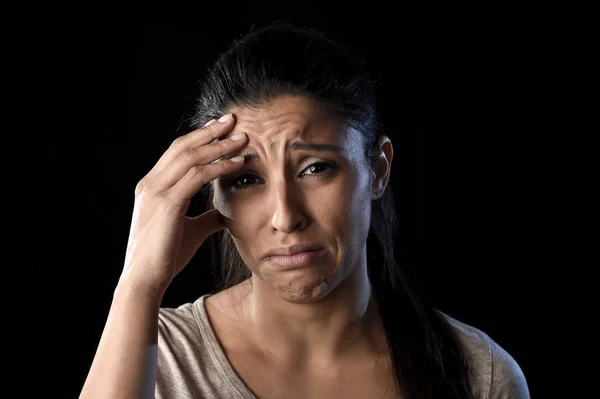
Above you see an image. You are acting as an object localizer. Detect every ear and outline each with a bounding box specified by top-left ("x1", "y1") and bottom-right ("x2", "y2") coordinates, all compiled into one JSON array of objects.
[{"x1": 370, "y1": 135, "x2": 393, "y2": 200}]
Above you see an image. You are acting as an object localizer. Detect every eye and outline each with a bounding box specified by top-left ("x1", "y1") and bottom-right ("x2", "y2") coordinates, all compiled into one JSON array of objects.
[
  {"x1": 229, "y1": 175, "x2": 260, "y2": 191},
  {"x1": 300, "y1": 162, "x2": 333, "y2": 177},
  {"x1": 228, "y1": 162, "x2": 335, "y2": 191}
]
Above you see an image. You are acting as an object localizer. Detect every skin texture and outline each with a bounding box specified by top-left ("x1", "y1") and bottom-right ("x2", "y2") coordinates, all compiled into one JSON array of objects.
[{"x1": 208, "y1": 95, "x2": 395, "y2": 371}]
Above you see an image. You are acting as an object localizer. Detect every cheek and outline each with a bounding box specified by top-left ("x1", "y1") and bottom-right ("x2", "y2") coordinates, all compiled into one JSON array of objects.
[
  {"x1": 213, "y1": 189, "x2": 262, "y2": 239},
  {"x1": 212, "y1": 190, "x2": 233, "y2": 219},
  {"x1": 341, "y1": 169, "x2": 372, "y2": 239},
  {"x1": 309, "y1": 176, "x2": 360, "y2": 238},
  {"x1": 212, "y1": 182, "x2": 253, "y2": 220}
]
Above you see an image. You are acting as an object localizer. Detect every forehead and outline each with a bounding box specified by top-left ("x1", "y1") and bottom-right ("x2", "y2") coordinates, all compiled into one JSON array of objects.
[{"x1": 226, "y1": 95, "x2": 355, "y2": 146}]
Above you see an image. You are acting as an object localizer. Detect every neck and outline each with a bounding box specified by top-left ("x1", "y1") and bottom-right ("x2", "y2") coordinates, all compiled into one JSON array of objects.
[{"x1": 242, "y1": 248, "x2": 386, "y2": 368}]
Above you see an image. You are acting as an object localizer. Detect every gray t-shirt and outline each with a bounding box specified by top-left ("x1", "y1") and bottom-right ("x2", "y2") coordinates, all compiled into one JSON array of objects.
[{"x1": 156, "y1": 295, "x2": 529, "y2": 398}]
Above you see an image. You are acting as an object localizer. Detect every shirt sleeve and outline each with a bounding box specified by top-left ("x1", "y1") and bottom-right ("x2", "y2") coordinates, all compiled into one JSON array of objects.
[{"x1": 488, "y1": 341, "x2": 530, "y2": 399}]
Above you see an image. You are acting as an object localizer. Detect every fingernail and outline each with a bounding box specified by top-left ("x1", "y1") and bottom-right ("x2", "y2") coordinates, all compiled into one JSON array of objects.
[
  {"x1": 218, "y1": 113, "x2": 232, "y2": 123},
  {"x1": 230, "y1": 155, "x2": 245, "y2": 163},
  {"x1": 229, "y1": 133, "x2": 245, "y2": 141},
  {"x1": 203, "y1": 119, "x2": 216, "y2": 127}
]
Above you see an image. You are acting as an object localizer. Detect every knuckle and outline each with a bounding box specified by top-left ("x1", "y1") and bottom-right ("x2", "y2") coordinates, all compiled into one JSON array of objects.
[
  {"x1": 135, "y1": 180, "x2": 152, "y2": 197},
  {"x1": 135, "y1": 185, "x2": 156, "y2": 203},
  {"x1": 171, "y1": 136, "x2": 186, "y2": 149},
  {"x1": 189, "y1": 165, "x2": 210, "y2": 186},
  {"x1": 189, "y1": 164, "x2": 205, "y2": 177},
  {"x1": 215, "y1": 159, "x2": 231, "y2": 173},
  {"x1": 214, "y1": 139, "x2": 229, "y2": 156},
  {"x1": 134, "y1": 181, "x2": 145, "y2": 196},
  {"x1": 218, "y1": 158, "x2": 231, "y2": 169},
  {"x1": 176, "y1": 148, "x2": 195, "y2": 163}
]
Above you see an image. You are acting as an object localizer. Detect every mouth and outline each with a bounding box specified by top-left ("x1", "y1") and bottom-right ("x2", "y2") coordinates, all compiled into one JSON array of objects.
[
  {"x1": 264, "y1": 249, "x2": 327, "y2": 270},
  {"x1": 264, "y1": 243, "x2": 323, "y2": 257}
]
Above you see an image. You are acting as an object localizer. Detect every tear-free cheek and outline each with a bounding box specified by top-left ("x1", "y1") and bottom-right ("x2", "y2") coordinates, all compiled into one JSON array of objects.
[{"x1": 213, "y1": 191, "x2": 234, "y2": 219}]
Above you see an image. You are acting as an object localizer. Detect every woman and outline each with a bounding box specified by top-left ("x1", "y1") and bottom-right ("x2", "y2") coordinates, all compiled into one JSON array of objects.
[{"x1": 80, "y1": 21, "x2": 529, "y2": 398}]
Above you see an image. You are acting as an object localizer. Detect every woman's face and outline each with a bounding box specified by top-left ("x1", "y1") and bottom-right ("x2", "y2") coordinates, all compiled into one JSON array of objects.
[{"x1": 212, "y1": 95, "x2": 375, "y2": 303}]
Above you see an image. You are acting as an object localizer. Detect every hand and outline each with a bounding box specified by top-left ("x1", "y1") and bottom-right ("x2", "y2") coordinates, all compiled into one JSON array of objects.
[{"x1": 118, "y1": 114, "x2": 247, "y2": 295}]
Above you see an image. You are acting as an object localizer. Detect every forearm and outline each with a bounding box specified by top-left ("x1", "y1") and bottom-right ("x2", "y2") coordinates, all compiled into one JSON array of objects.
[{"x1": 79, "y1": 282, "x2": 164, "y2": 399}]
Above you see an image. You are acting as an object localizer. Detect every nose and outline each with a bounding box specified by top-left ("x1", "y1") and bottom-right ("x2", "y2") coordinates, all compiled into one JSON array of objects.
[{"x1": 270, "y1": 179, "x2": 307, "y2": 233}]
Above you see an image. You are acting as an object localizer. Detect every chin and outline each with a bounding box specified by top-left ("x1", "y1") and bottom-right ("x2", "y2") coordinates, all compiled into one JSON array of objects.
[{"x1": 259, "y1": 270, "x2": 332, "y2": 303}]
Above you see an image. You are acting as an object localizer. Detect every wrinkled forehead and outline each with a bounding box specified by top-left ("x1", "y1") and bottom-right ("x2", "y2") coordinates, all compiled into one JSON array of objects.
[{"x1": 223, "y1": 96, "x2": 363, "y2": 153}]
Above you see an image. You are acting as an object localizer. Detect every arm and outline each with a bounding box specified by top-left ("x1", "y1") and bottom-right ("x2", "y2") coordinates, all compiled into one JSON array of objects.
[
  {"x1": 79, "y1": 115, "x2": 243, "y2": 398},
  {"x1": 79, "y1": 282, "x2": 163, "y2": 399}
]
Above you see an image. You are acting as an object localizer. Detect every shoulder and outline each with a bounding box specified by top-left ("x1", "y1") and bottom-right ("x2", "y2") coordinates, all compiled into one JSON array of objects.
[
  {"x1": 155, "y1": 295, "x2": 220, "y2": 398},
  {"x1": 157, "y1": 297, "x2": 208, "y2": 366},
  {"x1": 441, "y1": 313, "x2": 531, "y2": 399},
  {"x1": 158, "y1": 300, "x2": 200, "y2": 337},
  {"x1": 156, "y1": 293, "x2": 257, "y2": 399}
]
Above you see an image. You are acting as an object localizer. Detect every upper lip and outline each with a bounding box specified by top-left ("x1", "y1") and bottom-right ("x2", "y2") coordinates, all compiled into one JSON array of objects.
[{"x1": 264, "y1": 243, "x2": 323, "y2": 257}]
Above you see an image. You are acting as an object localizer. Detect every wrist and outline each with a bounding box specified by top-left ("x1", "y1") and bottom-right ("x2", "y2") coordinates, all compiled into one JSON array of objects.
[{"x1": 114, "y1": 279, "x2": 167, "y2": 306}]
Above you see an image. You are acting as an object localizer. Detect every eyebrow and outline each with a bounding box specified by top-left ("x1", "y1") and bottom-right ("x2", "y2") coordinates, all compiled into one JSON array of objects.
[{"x1": 221, "y1": 142, "x2": 344, "y2": 163}]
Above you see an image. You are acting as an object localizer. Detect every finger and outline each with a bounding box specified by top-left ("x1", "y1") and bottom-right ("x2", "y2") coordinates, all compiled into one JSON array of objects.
[
  {"x1": 184, "y1": 208, "x2": 226, "y2": 247},
  {"x1": 147, "y1": 132, "x2": 247, "y2": 193},
  {"x1": 168, "y1": 155, "x2": 246, "y2": 201},
  {"x1": 176, "y1": 114, "x2": 236, "y2": 152},
  {"x1": 139, "y1": 114, "x2": 236, "y2": 192},
  {"x1": 149, "y1": 115, "x2": 235, "y2": 181}
]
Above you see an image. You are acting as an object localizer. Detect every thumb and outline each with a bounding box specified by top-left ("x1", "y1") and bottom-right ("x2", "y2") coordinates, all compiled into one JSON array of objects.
[{"x1": 185, "y1": 208, "x2": 226, "y2": 246}]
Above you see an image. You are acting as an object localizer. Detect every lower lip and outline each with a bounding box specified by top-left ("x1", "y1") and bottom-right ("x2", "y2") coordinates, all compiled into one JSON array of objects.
[{"x1": 265, "y1": 250, "x2": 326, "y2": 270}]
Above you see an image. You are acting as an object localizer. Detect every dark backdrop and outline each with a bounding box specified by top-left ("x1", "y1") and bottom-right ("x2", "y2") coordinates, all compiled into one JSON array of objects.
[{"x1": 35, "y1": 16, "x2": 549, "y2": 398}]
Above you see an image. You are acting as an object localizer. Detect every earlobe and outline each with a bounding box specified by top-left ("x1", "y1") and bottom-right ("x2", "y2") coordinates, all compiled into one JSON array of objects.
[
  {"x1": 371, "y1": 136, "x2": 393, "y2": 199},
  {"x1": 371, "y1": 166, "x2": 384, "y2": 199},
  {"x1": 370, "y1": 170, "x2": 378, "y2": 197}
]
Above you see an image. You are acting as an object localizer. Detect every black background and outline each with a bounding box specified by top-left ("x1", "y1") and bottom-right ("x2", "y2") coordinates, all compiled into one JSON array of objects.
[{"x1": 32, "y1": 12, "x2": 563, "y2": 397}]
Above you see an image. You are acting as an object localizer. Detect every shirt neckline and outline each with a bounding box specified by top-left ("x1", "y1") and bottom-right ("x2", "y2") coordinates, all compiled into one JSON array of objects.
[{"x1": 192, "y1": 294, "x2": 258, "y2": 399}]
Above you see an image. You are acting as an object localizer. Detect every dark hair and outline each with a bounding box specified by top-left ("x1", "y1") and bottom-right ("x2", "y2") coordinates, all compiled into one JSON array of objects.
[{"x1": 191, "y1": 21, "x2": 474, "y2": 399}]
